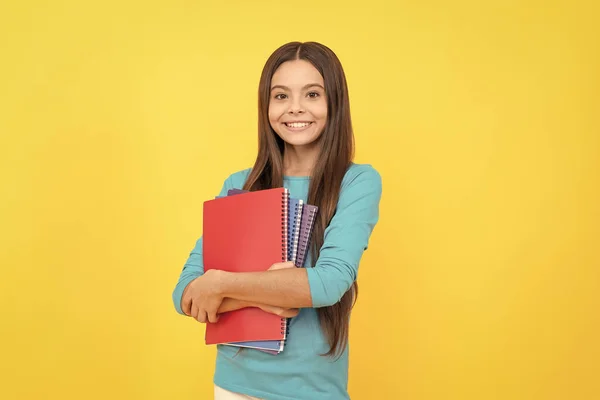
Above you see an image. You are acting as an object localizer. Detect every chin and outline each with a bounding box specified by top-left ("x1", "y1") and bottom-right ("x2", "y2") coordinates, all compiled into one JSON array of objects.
[{"x1": 280, "y1": 134, "x2": 320, "y2": 147}]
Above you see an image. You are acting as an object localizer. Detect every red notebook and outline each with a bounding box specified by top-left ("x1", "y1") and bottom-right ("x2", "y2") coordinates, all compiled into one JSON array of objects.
[{"x1": 203, "y1": 187, "x2": 289, "y2": 345}]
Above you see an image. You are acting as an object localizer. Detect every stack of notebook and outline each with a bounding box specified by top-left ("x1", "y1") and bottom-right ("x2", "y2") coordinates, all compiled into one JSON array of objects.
[{"x1": 203, "y1": 187, "x2": 318, "y2": 354}]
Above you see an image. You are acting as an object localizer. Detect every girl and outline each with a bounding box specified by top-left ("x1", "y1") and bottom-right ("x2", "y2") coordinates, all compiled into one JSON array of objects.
[{"x1": 172, "y1": 41, "x2": 382, "y2": 400}]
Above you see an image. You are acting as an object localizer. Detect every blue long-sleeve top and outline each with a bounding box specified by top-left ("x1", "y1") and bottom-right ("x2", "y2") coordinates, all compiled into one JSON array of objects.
[{"x1": 172, "y1": 163, "x2": 382, "y2": 400}]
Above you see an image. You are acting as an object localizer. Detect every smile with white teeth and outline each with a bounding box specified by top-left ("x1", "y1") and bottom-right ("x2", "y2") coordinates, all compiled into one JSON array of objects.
[{"x1": 285, "y1": 122, "x2": 312, "y2": 128}]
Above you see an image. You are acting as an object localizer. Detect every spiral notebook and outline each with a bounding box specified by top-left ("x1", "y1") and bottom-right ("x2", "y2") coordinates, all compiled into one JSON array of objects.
[
  {"x1": 203, "y1": 187, "x2": 289, "y2": 345},
  {"x1": 222, "y1": 189, "x2": 305, "y2": 353},
  {"x1": 216, "y1": 188, "x2": 318, "y2": 353}
]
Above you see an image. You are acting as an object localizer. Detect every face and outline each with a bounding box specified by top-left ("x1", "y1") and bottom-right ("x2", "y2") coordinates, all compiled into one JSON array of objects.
[{"x1": 268, "y1": 59, "x2": 328, "y2": 149}]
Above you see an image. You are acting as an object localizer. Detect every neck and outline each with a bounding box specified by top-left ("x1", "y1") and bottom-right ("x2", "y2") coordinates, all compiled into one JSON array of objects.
[{"x1": 283, "y1": 142, "x2": 320, "y2": 177}]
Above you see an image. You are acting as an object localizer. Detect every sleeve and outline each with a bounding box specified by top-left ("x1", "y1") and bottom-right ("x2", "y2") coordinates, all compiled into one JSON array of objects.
[
  {"x1": 171, "y1": 175, "x2": 234, "y2": 315},
  {"x1": 305, "y1": 166, "x2": 383, "y2": 308}
]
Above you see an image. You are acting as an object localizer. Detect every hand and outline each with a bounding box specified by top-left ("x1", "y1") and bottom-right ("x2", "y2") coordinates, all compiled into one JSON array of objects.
[
  {"x1": 181, "y1": 269, "x2": 225, "y2": 324},
  {"x1": 256, "y1": 303, "x2": 299, "y2": 318},
  {"x1": 268, "y1": 261, "x2": 295, "y2": 271}
]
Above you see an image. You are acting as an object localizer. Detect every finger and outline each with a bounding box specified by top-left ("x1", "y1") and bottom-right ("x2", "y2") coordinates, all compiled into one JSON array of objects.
[
  {"x1": 259, "y1": 304, "x2": 287, "y2": 317},
  {"x1": 273, "y1": 306, "x2": 299, "y2": 318},
  {"x1": 181, "y1": 284, "x2": 193, "y2": 315},
  {"x1": 191, "y1": 303, "x2": 199, "y2": 319},
  {"x1": 269, "y1": 261, "x2": 295, "y2": 271},
  {"x1": 269, "y1": 306, "x2": 284, "y2": 316},
  {"x1": 182, "y1": 298, "x2": 192, "y2": 316},
  {"x1": 196, "y1": 309, "x2": 207, "y2": 323},
  {"x1": 286, "y1": 308, "x2": 300, "y2": 318},
  {"x1": 208, "y1": 309, "x2": 219, "y2": 323}
]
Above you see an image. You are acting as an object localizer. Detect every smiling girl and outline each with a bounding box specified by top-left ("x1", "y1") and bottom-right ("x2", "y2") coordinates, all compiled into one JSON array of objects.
[{"x1": 172, "y1": 41, "x2": 382, "y2": 400}]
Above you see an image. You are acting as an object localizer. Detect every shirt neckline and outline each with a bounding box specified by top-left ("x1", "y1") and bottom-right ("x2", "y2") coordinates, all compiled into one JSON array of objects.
[{"x1": 283, "y1": 175, "x2": 310, "y2": 181}]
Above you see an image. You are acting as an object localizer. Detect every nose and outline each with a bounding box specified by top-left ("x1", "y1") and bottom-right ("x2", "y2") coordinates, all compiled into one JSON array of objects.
[{"x1": 288, "y1": 97, "x2": 304, "y2": 114}]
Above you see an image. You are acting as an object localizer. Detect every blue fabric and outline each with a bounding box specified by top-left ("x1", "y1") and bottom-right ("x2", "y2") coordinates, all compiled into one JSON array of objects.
[{"x1": 172, "y1": 163, "x2": 382, "y2": 400}]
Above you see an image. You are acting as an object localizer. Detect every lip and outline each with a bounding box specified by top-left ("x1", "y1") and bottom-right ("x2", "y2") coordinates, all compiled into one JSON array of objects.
[{"x1": 283, "y1": 121, "x2": 314, "y2": 132}]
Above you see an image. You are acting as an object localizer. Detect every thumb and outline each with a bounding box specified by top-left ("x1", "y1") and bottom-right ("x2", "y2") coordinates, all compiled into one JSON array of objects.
[{"x1": 269, "y1": 261, "x2": 296, "y2": 270}]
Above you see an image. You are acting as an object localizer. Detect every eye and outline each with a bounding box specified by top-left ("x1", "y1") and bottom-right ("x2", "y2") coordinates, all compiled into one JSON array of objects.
[
  {"x1": 307, "y1": 91, "x2": 320, "y2": 98},
  {"x1": 274, "y1": 93, "x2": 287, "y2": 100}
]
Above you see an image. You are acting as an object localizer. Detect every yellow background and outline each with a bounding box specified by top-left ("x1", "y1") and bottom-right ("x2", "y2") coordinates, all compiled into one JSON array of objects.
[{"x1": 1, "y1": 0, "x2": 598, "y2": 399}]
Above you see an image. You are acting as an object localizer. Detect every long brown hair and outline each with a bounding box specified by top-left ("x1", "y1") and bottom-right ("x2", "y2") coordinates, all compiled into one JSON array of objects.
[{"x1": 243, "y1": 41, "x2": 356, "y2": 358}]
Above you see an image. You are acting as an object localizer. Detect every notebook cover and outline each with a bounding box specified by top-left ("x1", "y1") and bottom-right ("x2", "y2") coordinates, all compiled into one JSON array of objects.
[
  {"x1": 294, "y1": 204, "x2": 318, "y2": 267},
  {"x1": 203, "y1": 187, "x2": 289, "y2": 345},
  {"x1": 222, "y1": 188, "x2": 290, "y2": 353},
  {"x1": 227, "y1": 188, "x2": 248, "y2": 196},
  {"x1": 226, "y1": 189, "x2": 303, "y2": 263}
]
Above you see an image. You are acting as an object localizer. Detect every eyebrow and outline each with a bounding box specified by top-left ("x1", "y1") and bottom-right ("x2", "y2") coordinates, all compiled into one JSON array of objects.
[{"x1": 270, "y1": 83, "x2": 325, "y2": 91}]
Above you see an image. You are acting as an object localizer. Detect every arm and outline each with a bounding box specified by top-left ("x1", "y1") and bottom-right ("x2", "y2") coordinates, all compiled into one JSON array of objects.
[
  {"x1": 182, "y1": 283, "x2": 299, "y2": 317},
  {"x1": 217, "y1": 267, "x2": 313, "y2": 309},
  {"x1": 181, "y1": 263, "x2": 301, "y2": 322},
  {"x1": 209, "y1": 166, "x2": 383, "y2": 309},
  {"x1": 218, "y1": 298, "x2": 249, "y2": 313},
  {"x1": 172, "y1": 173, "x2": 236, "y2": 315},
  {"x1": 201, "y1": 297, "x2": 298, "y2": 318}
]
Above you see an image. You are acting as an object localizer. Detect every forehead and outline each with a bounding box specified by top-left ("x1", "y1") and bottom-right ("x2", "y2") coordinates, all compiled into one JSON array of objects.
[{"x1": 271, "y1": 59, "x2": 324, "y2": 87}]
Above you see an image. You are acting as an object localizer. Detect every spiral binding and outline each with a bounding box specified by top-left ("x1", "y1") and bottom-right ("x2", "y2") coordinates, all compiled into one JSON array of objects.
[
  {"x1": 281, "y1": 188, "x2": 289, "y2": 262},
  {"x1": 278, "y1": 317, "x2": 291, "y2": 353},
  {"x1": 290, "y1": 200, "x2": 303, "y2": 262},
  {"x1": 279, "y1": 188, "x2": 290, "y2": 353},
  {"x1": 295, "y1": 206, "x2": 318, "y2": 267}
]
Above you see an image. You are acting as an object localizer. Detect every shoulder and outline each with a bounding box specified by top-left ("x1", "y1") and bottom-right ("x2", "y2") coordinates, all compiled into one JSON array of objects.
[
  {"x1": 341, "y1": 162, "x2": 382, "y2": 194},
  {"x1": 332, "y1": 163, "x2": 382, "y2": 235},
  {"x1": 222, "y1": 167, "x2": 253, "y2": 189}
]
